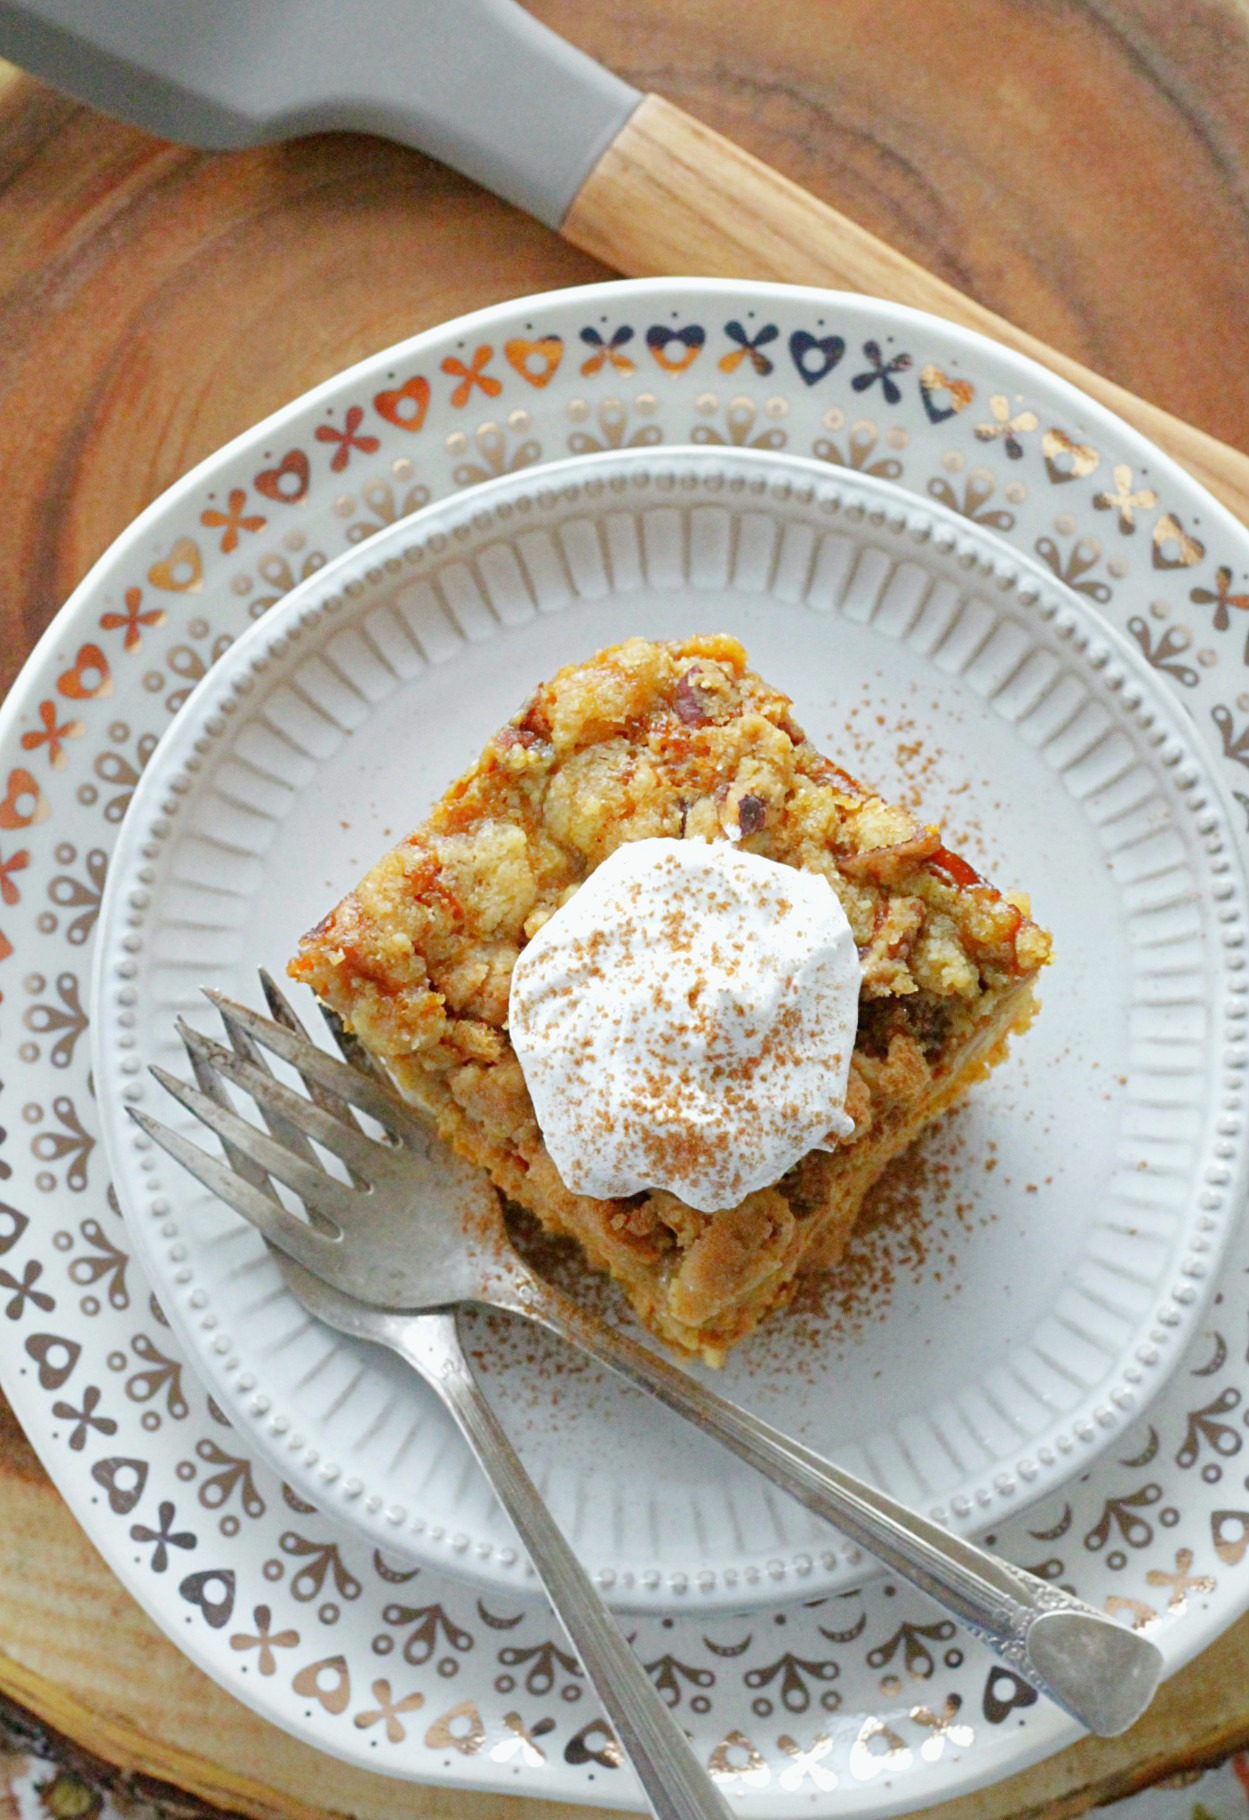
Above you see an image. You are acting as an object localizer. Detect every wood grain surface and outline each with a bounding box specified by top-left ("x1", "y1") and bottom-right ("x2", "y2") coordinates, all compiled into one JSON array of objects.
[
  {"x1": 562, "y1": 95, "x2": 1249, "y2": 520},
  {"x1": 2, "y1": 2, "x2": 1249, "y2": 1814}
]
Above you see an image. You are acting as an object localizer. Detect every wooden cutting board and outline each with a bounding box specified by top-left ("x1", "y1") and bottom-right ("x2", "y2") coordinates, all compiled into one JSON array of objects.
[{"x1": 2, "y1": 3, "x2": 1249, "y2": 1814}]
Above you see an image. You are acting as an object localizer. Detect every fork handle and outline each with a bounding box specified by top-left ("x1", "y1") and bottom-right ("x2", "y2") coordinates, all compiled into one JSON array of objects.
[
  {"x1": 382, "y1": 1308, "x2": 732, "y2": 1820},
  {"x1": 503, "y1": 1281, "x2": 1162, "y2": 1738}
]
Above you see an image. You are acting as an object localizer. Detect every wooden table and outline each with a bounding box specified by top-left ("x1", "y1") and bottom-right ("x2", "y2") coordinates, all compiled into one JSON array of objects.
[{"x1": 2, "y1": 3, "x2": 1249, "y2": 1813}]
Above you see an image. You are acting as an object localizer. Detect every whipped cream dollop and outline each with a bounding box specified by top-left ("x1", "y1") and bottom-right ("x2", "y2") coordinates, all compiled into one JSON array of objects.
[{"x1": 508, "y1": 838, "x2": 862, "y2": 1213}]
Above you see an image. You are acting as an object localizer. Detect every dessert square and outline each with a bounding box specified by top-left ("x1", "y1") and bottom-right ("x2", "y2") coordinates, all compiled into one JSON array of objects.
[{"x1": 289, "y1": 635, "x2": 1050, "y2": 1363}]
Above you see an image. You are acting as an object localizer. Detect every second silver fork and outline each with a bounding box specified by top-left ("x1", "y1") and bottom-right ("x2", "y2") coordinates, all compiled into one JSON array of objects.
[
  {"x1": 133, "y1": 974, "x2": 1164, "y2": 1740},
  {"x1": 167, "y1": 985, "x2": 732, "y2": 1820}
]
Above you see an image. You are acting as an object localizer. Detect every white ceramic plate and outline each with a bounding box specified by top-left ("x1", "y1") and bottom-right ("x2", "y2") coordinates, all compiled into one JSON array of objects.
[
  {"x1": 4, "y1": 279, "x2": 1249, "y2": 1814},
  {"x1": 92, "y1": 439, "x2": 1249, "y2": 1609}
]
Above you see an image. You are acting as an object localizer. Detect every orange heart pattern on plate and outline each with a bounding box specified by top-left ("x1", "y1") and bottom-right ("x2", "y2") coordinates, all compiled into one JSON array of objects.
[
  {"x1": 0, "y1": 767, "x2": 48, "y2": 830},
  {"x1": 645, "y1": 323, "x2": 705, "y2": 373},
  {"x1": 56, "y1": 642, "x2": 112, "y2": 701},
  {"x1": 374, "y1": 374, "x2": 431, "y2": 431},
  {"x1": 919, "y1": 365, "x2": 975, "y2": 423},
  {"x1": 1042, "y1": 428, "x2": 1100, "y2": 483},
  {"x1": 504, "y1": 338, "x2": 564, "y2": 389},
  {"x1": 1153, "y1": 512, "x2": 1206, "y2": 570},
  {"x1": 254, "y1": 450, "x2": 311, "y2": 505},
  {"x1": 147, "y1": 537, "x2": 203, "y2": 593}
]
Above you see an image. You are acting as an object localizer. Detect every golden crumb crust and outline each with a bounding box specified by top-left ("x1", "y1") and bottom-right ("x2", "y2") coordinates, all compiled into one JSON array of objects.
[{"x1": 290, "y1": 635, "x2": 1051, "y2": 1362}]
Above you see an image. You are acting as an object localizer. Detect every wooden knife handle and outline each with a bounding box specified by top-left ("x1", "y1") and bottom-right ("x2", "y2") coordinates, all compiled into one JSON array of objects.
[{"x1": 563, "y1": 95, "x2": 1249, "y2": 527}]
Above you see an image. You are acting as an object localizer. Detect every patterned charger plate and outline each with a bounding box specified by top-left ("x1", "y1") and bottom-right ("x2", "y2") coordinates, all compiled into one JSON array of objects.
[
  {"x1": 90, "y1": 442, "x2": 1248, "y2": 1611},
  {"x1": 2, "y1": 278, "x2": 1249, "y2": 1814}
]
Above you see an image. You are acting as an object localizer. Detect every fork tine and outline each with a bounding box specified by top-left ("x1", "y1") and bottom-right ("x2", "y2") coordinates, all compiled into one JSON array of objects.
[
  {"x1": 180, "y1": 1024, "x2": 277, "y2": 1198},
  {"x1": 149, "y1": 1064, "x2": 359, "y2": 1219},
  {"x1": 180, "y1": 1017, "x2": 348, "y2": 1233},
  {"x1": 316, "y1": 998, "x2": 394, "y2": 1089},
  {"x1": 203, "y1": 1005, "x2": 326, "y2": 1171},
  {"x1": 257, "y1": 971, "x2": 377, "y2": 1179},
  {"x1": 202, "y1": 989, "x2": 422, "y2": 1136},
  {"x1": 127, "y1": 1104, "x2": 341, "y2": 1275},
  {"x1": 177, "y1": 1025, "x2": 388, "y2": 1181}
]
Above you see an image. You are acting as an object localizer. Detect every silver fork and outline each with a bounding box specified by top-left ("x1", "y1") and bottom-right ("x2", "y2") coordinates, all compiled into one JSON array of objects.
[
  {"x1": 131, "y1": 975, "x2": 1164, "y2": 1740},
  {"x1": 169, "y1": 987, "x2": 731, "y2": 1820},
  {"x1": 283, "y1": 1276, "x2": 735, "y2": 1820}
]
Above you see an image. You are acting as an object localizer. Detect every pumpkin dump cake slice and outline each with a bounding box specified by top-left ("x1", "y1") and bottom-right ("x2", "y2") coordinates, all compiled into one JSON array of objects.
[{"x1": 289, "y1": 635, "x2": 1051, "y2": 1365}]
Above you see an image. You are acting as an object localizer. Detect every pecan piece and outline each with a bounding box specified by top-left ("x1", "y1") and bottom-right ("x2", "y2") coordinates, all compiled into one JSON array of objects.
[
  {"x1": 495, "y1": 725, "x2": 541, "y2": 751},
  {"x1": 927, "y1": 844, "x2": 982, "y2": 888},
  {"x1": 840, "y1": 825, "x2": 942, "y2": 885},
  {"x1": 673, "y1": 670, "x2": 712, "y2": 726},
  {"x1": 858, "y1": 894, "x2": 925, "y2": 995},
  {"x1": 672, "y1": 660, "x2": 736, "y2": 727},
  {"x1": 716, "y1": 781, "x2": 771, "y2": 842},
  {"x1": 736, "y1": 792, "x2": 767, "y2": 836}
]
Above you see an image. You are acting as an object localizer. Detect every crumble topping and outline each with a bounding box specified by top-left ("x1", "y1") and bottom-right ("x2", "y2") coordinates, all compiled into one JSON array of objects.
[{"x1": 290, "y1": 634, "x2": 1051, "y2": 1361}]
